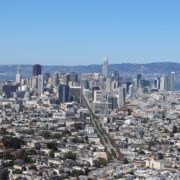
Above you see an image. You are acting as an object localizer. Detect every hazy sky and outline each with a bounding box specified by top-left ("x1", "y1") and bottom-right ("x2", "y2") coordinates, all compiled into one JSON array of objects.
[{"x1": 0, "y1": 0, "x2": 180, "y2": 65}]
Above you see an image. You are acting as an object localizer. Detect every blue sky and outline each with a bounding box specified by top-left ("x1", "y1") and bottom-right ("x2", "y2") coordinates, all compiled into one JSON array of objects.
[{"x1": 0, "y1": 0, "x2": 180, "y2": 65}]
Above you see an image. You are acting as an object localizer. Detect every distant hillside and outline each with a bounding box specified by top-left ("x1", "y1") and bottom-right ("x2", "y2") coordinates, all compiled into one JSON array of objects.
[{"x1": 0, "y1": 62, "x2": 180, "y2": 81}]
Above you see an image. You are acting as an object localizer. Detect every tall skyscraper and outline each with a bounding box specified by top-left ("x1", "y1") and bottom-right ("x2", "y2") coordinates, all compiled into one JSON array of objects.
[
  {"x1": 111, "y1": 80, "x2": 119, "y2": 90},
  {"x1": 170, "y1": 72, "x2": 175, "y2": 92},
  {"x1": 137, "y1": 74, "x2": 142, "y2": 89},
  {"x1": 62, "y1": 73, "x2": 70, "y2": 85},
  {"x1": 128, "y1": 84, "x2": 134, "y2": 98},
  {"x1": 31, "y1": 76, "x2": 38, "y2": 90},
  {"x1": 164, "y1": 75, "x2": 170, "y2": 91},
  {"x1": 44, "y1": 73, "x2": 50, "y2": 84},
  {"x1": 112, "y1": 70, "x2": 119, "y2": 81},
  {"x1": 33, "y1": 64, "x2": 41, "y2": 76},
  {"x1": 102, "y1": 57, "x2": 108, "y2": 78},
  {"x1": 106, "y1": 77, "x2": 112, "y2": 93},
  {"x1": 58, "y1": 84, "x2": 69, "y2": 104},
  {"x1": 15, "y1": 66, "x2": 21, "y2": 84},
  {"x1": 53, "y1": 72, "x2": 60, "y2": 86},
  {"x1": 160, "y1": 77, "x2": 165, "y2": 91},
  {"x1": 37, "y1": 75, "x2": 44, "y2": 95},
  {"x1": 118, "y1": 87, "x2": 126, "y2": 108},
  {"x1": 157, "y1": 77, "x2": 161, "y2": 89},
  {"x1": 70, "y1": 72, "x2": 78, "y2": 82},
  {"x1": 154, "y1": 78, "x2": 160, "y2": 89},
  {"x1": 99, "y1": 75, "x2": 105, "y2": 89}
]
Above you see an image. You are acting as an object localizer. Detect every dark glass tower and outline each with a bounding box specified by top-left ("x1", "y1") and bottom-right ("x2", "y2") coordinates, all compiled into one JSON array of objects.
[
  {"x1": 33, "y1": 64, "x2": 41, "y2": 76},
  {"x1": 58, "y1": 84, "x2": 69, "y2": 104},
  {"x1": 137, "y1": 74, "x2": 142, "y2": 89}
]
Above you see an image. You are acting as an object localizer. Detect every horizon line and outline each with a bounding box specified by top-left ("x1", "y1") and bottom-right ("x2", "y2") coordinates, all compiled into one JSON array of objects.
[{"x1": 0, "y1": 61, "x2": 179, "y2": 66}]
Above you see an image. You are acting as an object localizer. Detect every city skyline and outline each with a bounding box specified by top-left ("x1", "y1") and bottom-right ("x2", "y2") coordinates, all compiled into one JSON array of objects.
[
  {"x1": 0, "y1": 51, "x2": 179, "y2": 179},
  {"x1": 0, "y1": 0, "x2": 180, "y2": 65},
  {"x1": 0, "y1": 1, "x2": 180, "y2": 179}
]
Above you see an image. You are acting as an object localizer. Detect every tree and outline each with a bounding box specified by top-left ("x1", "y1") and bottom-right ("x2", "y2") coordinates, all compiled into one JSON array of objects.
[
  {"x1": 16, "y1": 150, "x2": 31, "y2": 163},
  {"x1": 139, "y1": 150, "x2": 145, "y2": 154},
  {"x1": 13, "y1": 169, "x2": 22, "y2": 174},
  {"x1": 0, "y1": 128, "x2": 8, "y2": 135},
  {"x1": 2, "y1": 136, "x2": 25, "y2": 150},
  {"x1": 49, "y1": 150, "x2": 55, "y2": 158},
  {"x1": 71, "y1": 169, "x2": 84, "y2": 177},
  {"x1": 39, "y1": 131, "x2": 51, "y2": 139},
  {"x1": 64, "y1": 151, "x2": 76, "y2": 160},
  {"x1": 47, "y1": 142, "x2": 58, "y2": 151},
  {"x1": 123, "y1": 158, "x2": 129, "y2": 164},
  {"x1": 94, "y1": 158, "x2": 107, "y2": 168},
  {"x1": 1, "y1": 161, "x2": 13, "y2": 168},
  {"x1": 71, "y1": 136, "x2": 84, "y2": 144},
  {"x1": 21, "y1": 129, "x2": 34, "y2": 135},
  {"x1": 111, "y1": 149, "x2": 116, "y2": 158},
  {"x1": 157, "y1": 153, "x2": 164, "y2": 159},
  {"x1": 107, "y1": 151, "x2": 113, "y2": 161},
  {"x1": 74, "y1": 123, "x2": 83, "y2": 130},
  {"x1": 2, "y1": 151, "x2": 14, "y2": 160},
  {"x1": 0, "y1": 169, "x2": 9, "y2": 180},
  {"x1": 173, "y1": 125, "x2": 178, "y2": 134},
  {"x1": 29, "y1": 165, "x2": 37, "y2": 171},
  {"x1": 52, "y1": 133, "x2": 62, "y2": 139},
  {"x1": 164, "y1": 128, "x2": 169, "y2": 133},
  {"x1": 52, "y1": 171, "x2": 57, "y2": 176}
]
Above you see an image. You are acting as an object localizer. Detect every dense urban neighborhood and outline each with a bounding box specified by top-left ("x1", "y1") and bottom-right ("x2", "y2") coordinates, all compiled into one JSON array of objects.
[{"x1": 0, "y1": 61, "x2": 179, "y2": 180}]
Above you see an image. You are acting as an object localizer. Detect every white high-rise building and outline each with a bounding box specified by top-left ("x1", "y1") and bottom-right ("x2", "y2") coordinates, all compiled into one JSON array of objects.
[
  {"x1": 129, "y1": 84, "x2": 134, "y2": 98},
  {"x1": 102, "y1": 57, "x2": 108, "y2": 78},
  {"x1": 160, "y1": 77, "x2": 165, "y2": 91},
  {"x1": 16, "y1": 66, "x2": 21, "y2": 84},
  {"x1": 170, "y1": 72, "x2": 175, "y2": 91},
  {"x1": 94, "y1": 90, "x2": 103, "y2": 103},
  {"x1": 154, "y1": 78, "x2": 160, "y2": 89},
  {"x1": 31, "y1": 76, "x2": 38, "y2": 90}
]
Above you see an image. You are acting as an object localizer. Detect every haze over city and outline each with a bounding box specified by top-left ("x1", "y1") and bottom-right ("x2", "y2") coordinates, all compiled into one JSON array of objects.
[{"x1": 0, "y1": 0, "x2": 180, "y2": 65}]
